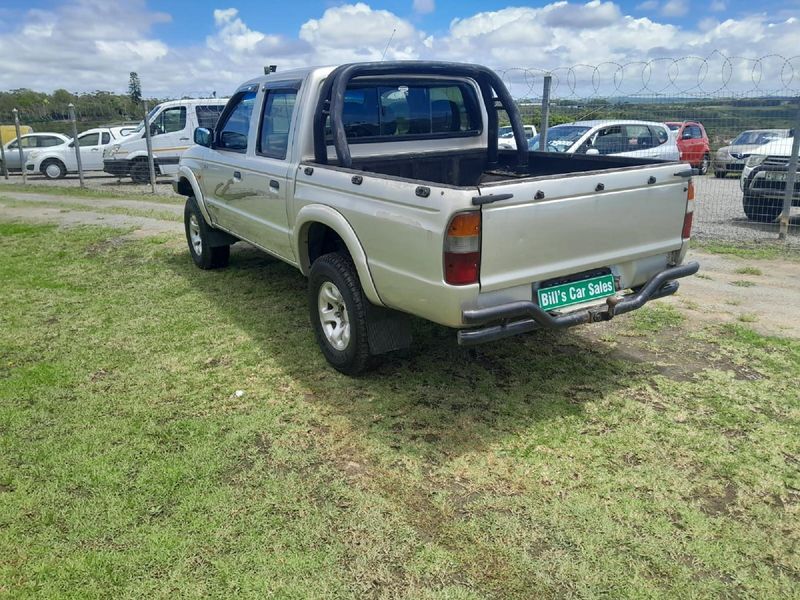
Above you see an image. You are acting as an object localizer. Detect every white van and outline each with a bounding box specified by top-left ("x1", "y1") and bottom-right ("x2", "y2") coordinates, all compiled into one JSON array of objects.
[{"x1": 103, "y1": 98, "x2": 227, "y2": 182}]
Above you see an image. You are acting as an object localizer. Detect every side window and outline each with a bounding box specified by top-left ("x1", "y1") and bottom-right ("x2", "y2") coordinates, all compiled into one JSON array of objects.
[
  {"x1": 652, "y1": 126, "x2": 669, "y2": 145},
  {"x1": 38, "y1": 136, "x2": 64, "y2": 147},
  {"x1": 258, "y1": 89, "x2": 297, "y2": 159},
  {"x1": 592, "y1": 126, "x2": 625, "y2": 155},
  {"x1": 685, "y1": 125, "x2": 701, "y2": 139},
  {"x1": 14, "y1": 137, "x2": 36, "y2": 149},
  {"x1": 625, "y1": 125, "x2": 653, "y2": 150},
  {"x1": 78, "y1": 133, "x2": 100, "y2": 146},
  {"x1": 152, "y1": 107, "x2": 187, "y2": 136},
  {"x1": 196, "y1": 105, "x2": 225, "y2": 129},
  {"x1": 217, "y1": 91, "x2": 256, "y2": 152},
  {"x1": 101, "y1": 132, "x2": 111, "y2": 145}
]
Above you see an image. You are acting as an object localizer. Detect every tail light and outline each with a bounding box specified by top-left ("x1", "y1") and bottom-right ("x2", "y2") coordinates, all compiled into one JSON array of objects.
[
  {"x1": 682, "y1": 180, "x2": 695, "y2": 239},
  {"x1": 444, "y1": 211, "x2": 481, "y2": 285}
]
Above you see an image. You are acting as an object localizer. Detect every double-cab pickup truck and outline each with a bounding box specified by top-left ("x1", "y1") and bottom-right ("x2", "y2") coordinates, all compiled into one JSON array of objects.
[{"x1": 174, "y1": 61, "x2": 699, "y2": 374}]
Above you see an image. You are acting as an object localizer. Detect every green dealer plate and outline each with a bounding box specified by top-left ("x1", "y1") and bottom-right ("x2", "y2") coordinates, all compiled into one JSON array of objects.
[{"x1": 537, "y1": 274, "x2": 616, "y2": 311}]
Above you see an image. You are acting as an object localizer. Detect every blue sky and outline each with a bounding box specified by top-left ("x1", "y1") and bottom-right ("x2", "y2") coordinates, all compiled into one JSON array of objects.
[{"x1": 0, "y1": 0, "x2": 797, "y2": 95}]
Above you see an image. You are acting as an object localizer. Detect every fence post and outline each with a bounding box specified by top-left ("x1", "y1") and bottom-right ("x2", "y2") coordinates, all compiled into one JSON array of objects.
[
  {"x1": 778, "y1": 101, "x2": 800, "y2": 241},
  {"x1": 68, "y1": 104, "x2": 85, "y2": 189},
  {"x1": 0, "y1": 129, "x2": 7, "y2": 180},
  {"x1": 142, "y1": 101, "x2": 157, "y2": 193},
  {"x1": 539, "y1": 74, "x2": 552, "y2": 151},
  {"x1": 12, "y1": 109, "x2": 26, "y2": 184}
]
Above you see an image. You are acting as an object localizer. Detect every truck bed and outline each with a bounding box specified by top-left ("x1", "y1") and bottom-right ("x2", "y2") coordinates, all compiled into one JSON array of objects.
[{"x1": 322, "y1": 149, "x2": 672, "y2": 188}]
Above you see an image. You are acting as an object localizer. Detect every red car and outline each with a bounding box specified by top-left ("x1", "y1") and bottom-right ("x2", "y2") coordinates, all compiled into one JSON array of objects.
[{"x1": 666, "y1": 121, "x2": 711, "y2": 175}]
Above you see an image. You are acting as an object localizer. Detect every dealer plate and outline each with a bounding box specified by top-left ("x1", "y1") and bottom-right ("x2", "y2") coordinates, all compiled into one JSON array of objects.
[
  {"x1": 537, "y1": 274, "x2": 616, "y2": 311},
  {"x1": 764, "y1": 171, "x2": 788, "y2": 182}
]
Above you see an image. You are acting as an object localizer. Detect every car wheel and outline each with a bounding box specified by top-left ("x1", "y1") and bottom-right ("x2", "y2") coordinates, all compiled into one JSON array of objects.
[
  {"x1": 714, "y1": 170, "x2": 726, "y2": 178},
  {"x1": 184, "y1": 196, "x2": 230, "y2": 269},
  {"x1": 309, "y1": 253, "x2": 373, "y2": 375},
  {"x1": 698, "y1": 154, "x2": 710, "y2": 176},
  {"x1": 42, "y1": 159, "x2": 66, "y2": 180},
  {"x1": 130, "y1": 160, "x2": 152, "y2": 184},
  {"x1": 743, "y1": 195, "x2": 783, "y2": 223}
]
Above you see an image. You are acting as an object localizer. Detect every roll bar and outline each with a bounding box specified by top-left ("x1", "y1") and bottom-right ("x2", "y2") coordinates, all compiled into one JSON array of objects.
[{"x1": 312, "y1": 61, "x2": 528, "y2": 171}]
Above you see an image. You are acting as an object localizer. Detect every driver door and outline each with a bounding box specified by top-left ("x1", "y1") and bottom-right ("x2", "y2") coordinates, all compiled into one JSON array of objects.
[
  {"x1": 74, "y1": 131, "x2": 110, "y2": 170},
  {"x1": 149, "y1": 106, "x2": 188, "y2": 169}
]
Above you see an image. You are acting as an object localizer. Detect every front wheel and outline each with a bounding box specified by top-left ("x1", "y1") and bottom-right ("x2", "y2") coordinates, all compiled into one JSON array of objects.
[
  {"x1": 130, "y1": 160, "x2": 152, "y2": 184},
  {"x1": 743, "y1": 195, "x2": 782, "y2": 223},
  {"x1": 184, "y1": 197, "x2": 230, "y2": 269},
  {"x1": 309, "y1": 253, "x2": 372, "y2": 375},
  {"x1": 42, "y1": 159, "x2": 66, "y2": 180}
]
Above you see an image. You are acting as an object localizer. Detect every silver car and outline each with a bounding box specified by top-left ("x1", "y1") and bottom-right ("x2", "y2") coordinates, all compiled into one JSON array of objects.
[
  {"x1": 713, "y1": 129, "x2": 790, "y2": 178},
  {"x1": 528, "y1": 120, "x2": 680, "y2": 161},
  {"x1": 0, "y1": 133, "x2": 70, "y2": 171}
]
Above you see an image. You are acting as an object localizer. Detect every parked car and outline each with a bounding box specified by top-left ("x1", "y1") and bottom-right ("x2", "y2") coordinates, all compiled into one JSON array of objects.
[
  {"x1": 740, "y1": 136, "x2": 798, "y2": 222},
  {"x1": 24, "y1": 127, "x2": 122, "y2": 179},
  {"x1": 103, "y1": 99, "x2": 227, "y2": 183},
  {"x1": 713, "y1": 129, "x2": 791, "y2": 178},
  {"x1": 174, "y1": 61, "x2": 697, "y2": 374},
  {"x1": 0, "y1": 133, "x2": 70, "y2": 172},
  {"x1": 665, "y1": 121, "x2": 711, "y2": 175},
  {"x1": 498, "y1": 124, "x2": 536, "y2": 150},
  {"x1": 527, "y1": 120, "x2": 679, "y2": 160}
]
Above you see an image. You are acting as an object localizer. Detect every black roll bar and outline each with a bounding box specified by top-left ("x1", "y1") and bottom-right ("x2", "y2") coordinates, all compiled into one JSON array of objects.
[{"x1": 312, "y1": 61, "x2": 528, "y2": 171}]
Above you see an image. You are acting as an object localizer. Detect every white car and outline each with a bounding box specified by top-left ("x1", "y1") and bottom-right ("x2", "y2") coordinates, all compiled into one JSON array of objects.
[
  {"x1": 1, "y1": 132, "x2": 70, "y2": 172},
  {"x1": 498, "y1": 124, "x2": 537, "y2": 150},
  {"x1": 103, "y1": 99, "x2": 227, "y2": 183},
  {"x1": 25, "y1": 127, "x2": 124, "y2": 179},
  {"x1": 740, "y1": 136, "x2": 797, "y2": 222},
  {"x1": 529, "y1": 120, "x2": 680, "y2": 161}
]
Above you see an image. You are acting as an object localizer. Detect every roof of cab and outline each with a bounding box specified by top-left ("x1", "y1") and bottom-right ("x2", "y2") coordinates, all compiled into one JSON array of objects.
[{"x1": 237, "y1": 65, "x2": 336, "y2": 91}]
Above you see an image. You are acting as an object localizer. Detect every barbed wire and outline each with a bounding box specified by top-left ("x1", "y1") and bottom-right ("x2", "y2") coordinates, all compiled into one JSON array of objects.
[{"x1": 495, "y1": 52, "x2": 800, "y2": 99}]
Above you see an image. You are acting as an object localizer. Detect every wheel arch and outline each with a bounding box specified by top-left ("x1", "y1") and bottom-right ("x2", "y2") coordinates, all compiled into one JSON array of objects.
[
  {"x1": 175, "y1": 165, "x2": 213, "y2": 225},
  {"x1": 294, "y1": 204, "x2": 383, "y2": 307}
]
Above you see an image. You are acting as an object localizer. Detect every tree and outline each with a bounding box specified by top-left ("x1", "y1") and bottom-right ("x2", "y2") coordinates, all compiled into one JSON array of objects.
[{"x1": 128, "y1": 72, "x2": 142, "y2": 104}]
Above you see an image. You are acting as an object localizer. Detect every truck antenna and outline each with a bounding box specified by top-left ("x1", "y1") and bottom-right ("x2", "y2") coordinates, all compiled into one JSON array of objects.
[{"x1": 380, "y1": 28, "x2": 396, "y2": 61}]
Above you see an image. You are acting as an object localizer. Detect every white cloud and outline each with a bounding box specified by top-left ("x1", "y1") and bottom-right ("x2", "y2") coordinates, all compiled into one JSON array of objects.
[
  {"x1": 636, "y1": 0, "x2": 659, "y2": 9},
  {"x1": 413, "y1": 0, "x2": 436, "y2": 15},
  {"x1": 0, "y1": 0, "x2": 798, "y2": 99},
  {"x1": 661, "y1": 0, "x2": 689, "y2": 17},
  {"x1": 709, "y1": 0, "x2": 725, "y2": 10}
]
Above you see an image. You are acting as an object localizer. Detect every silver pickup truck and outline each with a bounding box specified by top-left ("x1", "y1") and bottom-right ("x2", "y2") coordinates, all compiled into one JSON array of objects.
[{"x1": 174, "y1": 61, "x2": 699, "y2": 374}]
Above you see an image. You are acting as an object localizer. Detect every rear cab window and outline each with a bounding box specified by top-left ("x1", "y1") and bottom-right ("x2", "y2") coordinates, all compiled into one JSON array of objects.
[
  {"x1": 258, "y1": 88, "x2": 298, "y2": 159},
  {"x1": 326, "y1": 80, "x2": 482, "y2": 143}
]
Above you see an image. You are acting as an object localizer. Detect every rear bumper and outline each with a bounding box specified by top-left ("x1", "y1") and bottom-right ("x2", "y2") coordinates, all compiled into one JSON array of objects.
[{"x1": 457, "y1": 261, "x2": 699, "y2": 346}]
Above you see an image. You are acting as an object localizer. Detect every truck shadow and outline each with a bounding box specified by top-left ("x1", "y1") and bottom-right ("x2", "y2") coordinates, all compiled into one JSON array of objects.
[{"x1": 166, "y1": 244, "x2": 647, "y2": 456}]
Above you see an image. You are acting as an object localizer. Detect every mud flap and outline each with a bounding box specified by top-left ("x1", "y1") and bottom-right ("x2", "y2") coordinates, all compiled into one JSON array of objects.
[{"x1": 364, "y1": 303, "x2": 412, "y2": 355}]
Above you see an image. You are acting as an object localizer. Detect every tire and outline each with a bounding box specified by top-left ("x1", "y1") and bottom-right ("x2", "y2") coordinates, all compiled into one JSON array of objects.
[
  {"x1": 743, "y1": 195, "x2": 782, "y2": 223},
  {"x1": 184, "y1": 196, "x2": 230, "y2": 269},
  {"x1": 698, "y1": 153, "x2": 710, "y2": 176},
  {"x1": 714, "y1": 170, "x2": 726, "y2": 178},
  {"x1": 41, "y1": 159, "x2": 66, "y2": 180},
  {"x1": 309, "y1": 253, "x2": 372, "y2": 375},
  {"x1": 130, "y1": 160, "x2": 152, "y2": 184}
]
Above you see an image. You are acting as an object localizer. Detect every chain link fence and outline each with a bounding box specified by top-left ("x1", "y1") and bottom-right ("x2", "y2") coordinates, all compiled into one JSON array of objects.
[{"x1": 1, "y1": 54, "x2": 799, "y2": 246}]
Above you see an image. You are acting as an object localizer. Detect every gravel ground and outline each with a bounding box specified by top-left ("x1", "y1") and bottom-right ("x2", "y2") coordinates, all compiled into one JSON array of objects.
[{"x1": 1, "y1": 169, "x2": 798, "y2": 246}]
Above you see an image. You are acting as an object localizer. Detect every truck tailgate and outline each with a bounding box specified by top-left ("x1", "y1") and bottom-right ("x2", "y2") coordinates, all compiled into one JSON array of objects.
[{"x1": 478, "y1": 164, "x2": 688, "y2": 292}]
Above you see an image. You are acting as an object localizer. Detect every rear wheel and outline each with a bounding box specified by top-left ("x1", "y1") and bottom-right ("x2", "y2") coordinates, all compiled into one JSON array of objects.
[
  {"x1": 743, "y1": 195, "x2": 782, "y2": 223},
  {"x1": 130, "y1": 160, "x2": 152, "y2": 184},
  {"x1": 184, "y1": 196, "x2": 230, "y2": 269},
  {"x1": 42, "y1": 159, "x2": 66, "y2": 180},
  {"x1": 698, "y1": 153, "x2": 710, "y2": 176},
  {"x1": 309, "y1": 253, "x2": 372, "y2": 375}
]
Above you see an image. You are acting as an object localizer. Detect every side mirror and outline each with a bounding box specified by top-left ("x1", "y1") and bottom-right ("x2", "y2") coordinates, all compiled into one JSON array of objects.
[
  {"x1": 586, "y1": 148, "x2": 600, "y2": 155},
  {"x1": 194, "y1": 127, "x2": 213, "y2": 148}
]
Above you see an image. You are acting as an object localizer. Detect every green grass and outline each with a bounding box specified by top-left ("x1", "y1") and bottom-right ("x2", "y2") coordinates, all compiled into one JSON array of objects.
[
  {"x1": 1, "y1": 223, "x2": 799, "y2": 598},
  {"x1": 0, "y1": 195, "x2": 180, "y2": 223},
  {"x1": 693, "y1": 240, "x2": 800, "y2": 262},
  {"x1": 0, "y1": 182, "x2": 181, "y2": 204},
  {"x1": 731, "y1": 280, "x2": 757, "y2": 288},
  {"x1": 734, "y1": 266, "x2": 763, "y2": 276}
]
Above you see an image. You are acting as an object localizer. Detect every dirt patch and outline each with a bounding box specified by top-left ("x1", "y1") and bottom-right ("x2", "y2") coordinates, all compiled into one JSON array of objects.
[
  {"x1": 699, "y1": 481, "x2": 738, "y2": 516},
  {"x1": 0, "y1": 205, "x2": 181, "y2": 236}
]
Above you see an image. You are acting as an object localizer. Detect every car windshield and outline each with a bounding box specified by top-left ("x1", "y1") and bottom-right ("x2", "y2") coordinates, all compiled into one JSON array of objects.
[
  {"x1": 129, "y1": 107, "x2": 158, "y2": 135},
  {"x1": 528, "y1": 125, "x2": 591, "y2": 152},
  {"x1": 666, "y1": 123, "x2": 681, "y2": 131},
  {"x1": 732, "y1": 131, "x2": 782, "y2": 145}
]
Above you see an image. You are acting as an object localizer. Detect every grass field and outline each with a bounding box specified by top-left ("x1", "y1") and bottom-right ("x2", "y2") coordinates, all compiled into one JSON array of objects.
[{"x1": 1, "y1": 222, "x2": 798, "y2": 598}]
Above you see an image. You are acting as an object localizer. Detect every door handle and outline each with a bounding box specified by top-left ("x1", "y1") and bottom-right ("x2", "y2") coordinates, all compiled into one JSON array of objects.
[
  {"x1": 269, "y1": 179, "x2": 280, "y2": 191},
  {"x1": 179, "y1": 137, "x2": 190, "y2": 141},
  {"x1": 233, "y1": 171, "x2": 242, "y2": 180}
]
